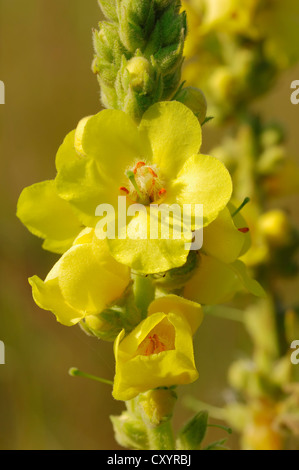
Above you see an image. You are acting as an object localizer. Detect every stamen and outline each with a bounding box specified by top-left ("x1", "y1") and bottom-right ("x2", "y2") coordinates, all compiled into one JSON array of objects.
[
  {"x1": 145, "y1": 334, "x2": 166, "y2": 356},
  {"x1": 133, "y1": 161, "x2": 146, "y2": 174},
  {"x1": 158, "y1": 188, "x2": 167, "y2": 197},
  {"x1": 238, "y1": 227, "x2": 250, "y2": 233},
  {"x1": 119, "y1": 186, "x2": 129, "y2": 195},
  {"x1": 148, "y1": 167, "x2": 157, "y2": 178}
]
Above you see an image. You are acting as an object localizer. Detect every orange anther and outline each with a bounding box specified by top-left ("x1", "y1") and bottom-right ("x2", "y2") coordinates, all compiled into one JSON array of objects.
[
  {"x1": 144, "y1": 334, "x2": 166, "y2": 356},
  {"x1": 158, "y1": 188, "x2": 167, "y2": 197},
  {"x1": 238, "y1": 227, "x2": 250, "y2": 233},
  {"x1": 133, "y1": 161, "x2": 146, "y2": 174},
  {"x1": 148, "y1": 167, "x2": 157, "y2": 178},
  {"x1": 119, "y1": 186, "x2": 129, "y2": 195}
]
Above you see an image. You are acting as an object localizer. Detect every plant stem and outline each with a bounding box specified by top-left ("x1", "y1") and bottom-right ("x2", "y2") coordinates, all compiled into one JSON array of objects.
[{"x1": 133, "y1": 273, "x2": 155, "y2": 319}]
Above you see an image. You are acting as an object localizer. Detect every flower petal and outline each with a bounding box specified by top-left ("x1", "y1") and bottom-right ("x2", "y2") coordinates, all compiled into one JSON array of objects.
[
  {"x1": 202, "y1": 207, "x2": 245, "y2": 264},
  {"x1": 183, "y1": 254, "x2": 242, "y2": 305},
  {"x1": 231, "y1": 260, "x2": 266, "y2": 298},
  {"x1": 77, "y1": 109, "x2": 151, "y2": 180},
  {"x1": 107, "y1": 207, "x2": 192, "y2": 274},
  {"x1": 148, "y1": 294, "x2": 203, "y2": 335},
  {"x1": 55, "y1": 131, "x2": 117, "y2": 227},
  {"x1": 174, "y1": 154, "x2": 233, "y2": 227},
  {"x1": 17, "y1": 179, "x2": 82, "y2": 253},
  {"x1": 58, "y1": 241, "x2": 131, "y2": 314},
  {"x1": 139, "y1": 101, "x2": 202, "y2": 180},
  {"x1": 29, "y1": 274, "x2": 84, "y2": 327}
]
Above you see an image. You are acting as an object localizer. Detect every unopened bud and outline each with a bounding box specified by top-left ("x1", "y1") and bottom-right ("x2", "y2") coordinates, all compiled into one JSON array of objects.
[
  {"x1": 137, "y1": 389, "x2": 177, "y2": 427},
  {"x1": 126, "y1": 57, "x2": 152, "y2": 91},
  {"x1": 258, "y1": 210, "x2": 292, "y2": 247}
]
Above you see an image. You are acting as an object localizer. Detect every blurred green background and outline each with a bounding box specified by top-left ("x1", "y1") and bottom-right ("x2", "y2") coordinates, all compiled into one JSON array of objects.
[{"x1": 0, "y1": 0, "x2": 298, "y2": 450}]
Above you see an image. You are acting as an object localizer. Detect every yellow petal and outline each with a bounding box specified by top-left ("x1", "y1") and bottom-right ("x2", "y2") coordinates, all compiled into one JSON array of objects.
[
  {"x1": 17, "y1": 180, "x2": 82, "y2": 253},
  {"x1": 29, "y1": 274, "x2": 84, "y2": 327},
  {"x1": 184, "y1": 254, "x2": 242, "y2": 305},
  {"x1": 78, "y1": 109, "x2": 151, "y2": 181},
  {"x1": 107, "y1": 207, "x2": 191, "y2": 274},
  {"x1": 58, "y1": 241, "x2": 131, "y2": 314},
  {"x1": 202, "y1": 207, "x2": 245, "y2": 263},
  {"x1": 139, "y1": 101, "x2": 202, "y2": 180},
  {"x1": 148, "y1": 294, "x2": 203, "y2": 335},
  {"x1": 175, "y1": 154, "x2": 233, "y2": 228}
]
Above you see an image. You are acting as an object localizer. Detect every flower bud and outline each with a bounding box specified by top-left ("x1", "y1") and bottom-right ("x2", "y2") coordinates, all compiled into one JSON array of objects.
[
  {"x1": 137, "y1": 389, "x2": 177, "y2": 427},
  {"x1": 175, "y1": 87, "x2": 207, "y2": 124},
  {"x1": 177, "y1": 411, "x2": 208, "y2": 450},
  {"x1": 126, "y1": 57, "x2": 152, "y2": 91},
  {"x1": 110, "y1": 411, "x2": 149, "y2": 450},
  {"x1": 257, "y1": 146, "x2": 286, "y2": 176},
  {"x1": 258, "y1": 210, "x2": 292, "y2": 247}
]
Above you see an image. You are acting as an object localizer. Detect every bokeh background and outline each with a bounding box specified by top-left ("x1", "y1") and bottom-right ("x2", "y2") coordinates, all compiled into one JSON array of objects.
[{"x1": 0, "y1": 0, "x2": 298, "y2": 450}]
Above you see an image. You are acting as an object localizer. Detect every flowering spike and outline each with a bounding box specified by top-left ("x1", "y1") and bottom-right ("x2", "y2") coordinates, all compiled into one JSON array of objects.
[{"x1": 93, "y1": 0, "x2": 187, "y2": 120}]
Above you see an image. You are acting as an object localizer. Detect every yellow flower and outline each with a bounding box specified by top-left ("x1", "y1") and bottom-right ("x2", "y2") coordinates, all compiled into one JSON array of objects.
[
  {"x1": 29, "y1": 229, "x2": 131, "y2": 327},
  {"x1": 112, "y1": 295, "x2": 203, "y2": 401},
  {"x1": 183, "y1": 205, "x2": 265, "y2": 305},
  {"x1": 56, "y1": 101, "x2": 232, "y2": 274},
  {"x1": 242, "y1": 401, "x2": 283, "y2": 451}
]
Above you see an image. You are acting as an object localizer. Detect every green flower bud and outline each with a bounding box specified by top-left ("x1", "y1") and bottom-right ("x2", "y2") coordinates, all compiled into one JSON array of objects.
[
  {"x1": 177, "y1": 411, "x2": 208, "y2": 450},
  {"x1": 228, "y1": 359, "x2": 255, "y2": 392},
  {"x1": 175, "y1": 87, "x2": 207, "y2": 124},
  {"x1": 257, "y1": 146, "x2": 286, "y2": 176},
  {"x1": 261, "y1": 124, "x2": 285, "y2": 149},
  {"x1": 80, "y1": 292, "x2": 141, "y2": 342},
  {"x1": 93, "y1": 0, "x2": 187, "y2": 118},
  {"x1": 111, "y1": 412, "x2": 150, "y2": 450},
  {"x1": 98, "y1": 0, "x2": 118, "y2": 22},
  {"x1": 126, "y1": 56, "x2": 153, "y2": 91},
  {"x1": 137, "y1": 389, "x2": 177, "y2": 427}
]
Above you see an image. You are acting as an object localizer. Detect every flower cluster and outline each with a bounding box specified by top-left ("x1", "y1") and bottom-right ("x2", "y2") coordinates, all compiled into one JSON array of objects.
[
  {"x1": 17, "y1": 99, "x2": 263, "y2": 398},
  {"x1": 16, "y1": 0, "x2": 267, "y2": 451},
  {"x1": 182, "y1": 0, "x2": 299, "y2": 120}
]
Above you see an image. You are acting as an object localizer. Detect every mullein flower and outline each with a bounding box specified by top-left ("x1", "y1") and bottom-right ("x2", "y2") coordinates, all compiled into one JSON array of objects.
[
  {"x1": 112, "y1": 295, "x2": 203, "y2": 401},
  {"x1": 29, "y1": 229, "x2": 131, "y2": 327},
  {"x1": 56, "y1": 100, "x2": 232, "y2": 274},
  {"x1": 160, "y1": 204, "x2": 264, "y2": 305}
]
